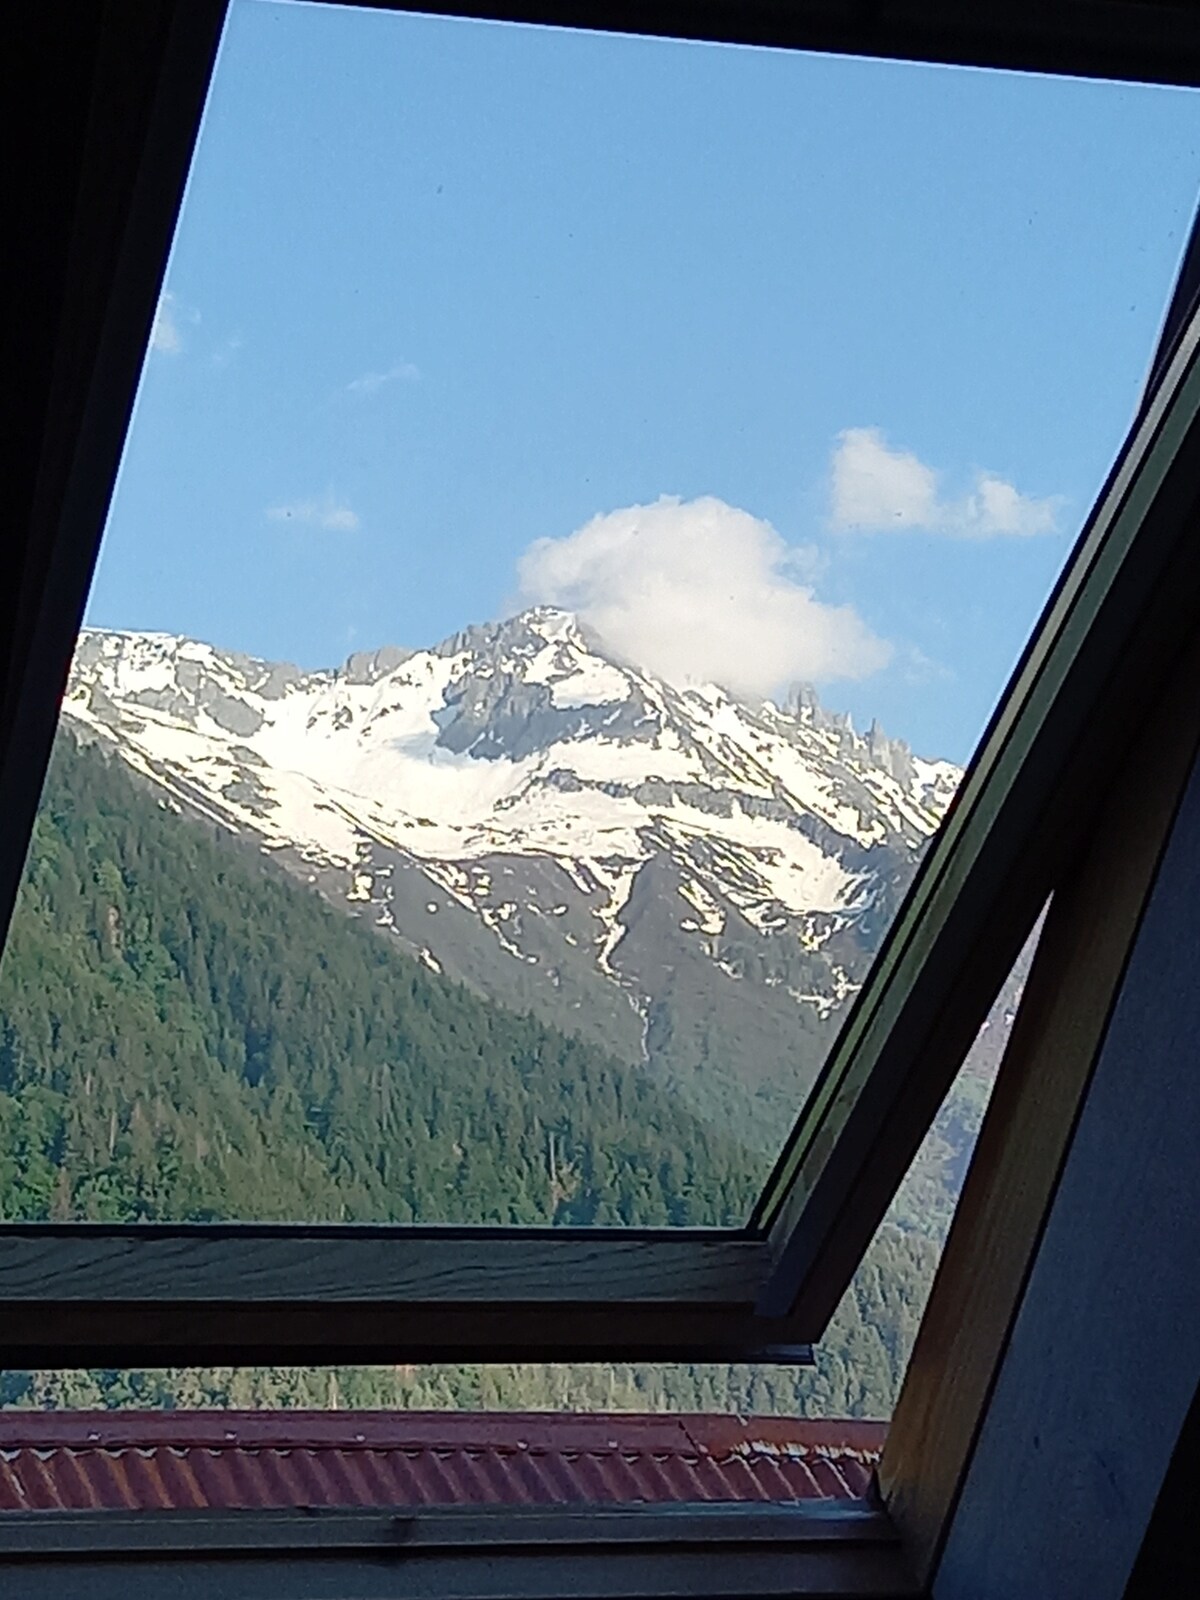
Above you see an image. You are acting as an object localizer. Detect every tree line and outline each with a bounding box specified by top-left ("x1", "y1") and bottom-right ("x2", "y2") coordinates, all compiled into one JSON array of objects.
[{"x1": 0, "y1": 732, "x2": 944, "y2": 1416}]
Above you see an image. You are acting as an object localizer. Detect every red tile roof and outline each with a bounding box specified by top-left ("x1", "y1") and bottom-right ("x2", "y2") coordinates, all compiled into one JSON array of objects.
[{"x1": 0, "y1": 1412, "x2": 884, "y2": 1512}]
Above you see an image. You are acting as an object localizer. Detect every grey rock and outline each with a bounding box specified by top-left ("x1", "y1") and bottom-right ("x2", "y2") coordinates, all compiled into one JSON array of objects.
[{"x1": 343, "y1": 645, "x2": 414, "y2": 685}]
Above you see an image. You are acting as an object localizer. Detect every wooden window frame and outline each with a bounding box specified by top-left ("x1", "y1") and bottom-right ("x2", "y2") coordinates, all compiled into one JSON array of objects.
[
  {"x1": 879, "y1": 602, "x2": 1200, "y2": 1592},
  {"x1": 0, "y1": 1499, "x2": 923, "y2": 1597},
  {"x1": 9, "y1": 0, "x2": 1200, "y2": 1379}
]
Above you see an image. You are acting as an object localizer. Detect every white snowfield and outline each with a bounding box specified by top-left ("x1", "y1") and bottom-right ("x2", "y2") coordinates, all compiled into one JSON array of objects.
[{"x1": 62, "y1": 610, "x2": 961, "y2": 971}]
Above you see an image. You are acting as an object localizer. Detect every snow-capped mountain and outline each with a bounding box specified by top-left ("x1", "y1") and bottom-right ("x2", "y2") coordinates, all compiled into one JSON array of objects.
[{"x1": 62, "y1": 609, "x2": 961, "y2": 1145}]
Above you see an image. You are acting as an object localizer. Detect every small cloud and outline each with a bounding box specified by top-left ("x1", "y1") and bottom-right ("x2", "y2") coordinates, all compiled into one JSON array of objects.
[
  {"x1": 344, "y1": 361, "x2": 420, "y2": 396},
  {"x1": 518, "y1": 494, "x2": 891, "y2": 698},
  {"x1": 831, "y1": 428, "x2": 938, "y2": 530},
  {"x1": 830, "y1": 427, "x2": 1061, "y2": 538},
  {"x1": 266, "y1": 492, "x2": 359, "y2": 533},
  {"x1": 149, "y1": 291, "x2": 198, "y2": 356},
  {"x1": 150, "y1": 296, "x2": 182, "y2": 355},
  {"x1": 962, "y1": 472, "x2": 1059, "y2": 537}
]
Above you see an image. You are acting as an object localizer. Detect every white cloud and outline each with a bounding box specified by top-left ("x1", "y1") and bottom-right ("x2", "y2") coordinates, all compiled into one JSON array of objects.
[
  {"x1": 345, "y1": 361, "x2": 420, "y2": 395},
  {"x1": 149, "y1": 291, "x2": 202, "y2": 357},
  {"x1": 962, "y1": 472, "x2": 1059, "y2": 536},
  {"x1": 831, "y1": 428, "x2": 938, "y2": 530},
  {"x1": 150, "y1": 294, "x2": 184, "y2": 355},
  {"x1": 830, "y1": 427, "x2": 1060, "y2": 538},
  {"x1": 518, "y1": 494, "x2": 891, "y2": 698},
  {"x1": 266, "y1": 493, "x2": 360, "y2": 533}
]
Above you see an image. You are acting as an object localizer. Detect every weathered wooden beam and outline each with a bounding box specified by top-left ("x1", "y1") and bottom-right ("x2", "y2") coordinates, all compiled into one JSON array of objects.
[
  {"x1": 0, "y1": 1228, "x2": 816, "y2": 1364},
  {"x1": 914, "y1": 655, "x2": 1200, "y2": 1597},
  {"x1": 0, "y1": 1501, "x2": 894, "y2": 1555},
  {"x1": 879, "y1": 626, "x2": 1200, "y2": 1584},
  {"x1": 0, "y1": 1501, "x2": 920, "y2": 1599},
  {"x1": 0, "y1": 1227, "x2": 765, "y2": 1303}
]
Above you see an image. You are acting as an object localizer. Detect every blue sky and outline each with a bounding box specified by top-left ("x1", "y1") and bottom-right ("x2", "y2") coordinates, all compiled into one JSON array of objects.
[{"x1": 90, "y1": 0, "x2": 1200, "y2": 760}]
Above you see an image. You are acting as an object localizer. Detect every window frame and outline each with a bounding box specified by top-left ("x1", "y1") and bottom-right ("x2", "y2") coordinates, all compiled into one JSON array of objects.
[
  {"x1": 0, "y1": 1499, "x2": 921, "y2": 1598},
  {"x1": 879, "y1": 614, "x2": 1200, "y2": 1585},
  {"x1": 8, "y1": 0, "x2": 1200, "y2": 1373}
]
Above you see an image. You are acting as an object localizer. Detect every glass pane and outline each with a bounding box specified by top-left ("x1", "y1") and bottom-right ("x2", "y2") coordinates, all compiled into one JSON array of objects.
[
  {"x1": 3, "y1": 1, "x2": 1197, "y2": 1229},
  {"x1": 0, "y1": 916, "x2": 1039, "y2": 1450}
]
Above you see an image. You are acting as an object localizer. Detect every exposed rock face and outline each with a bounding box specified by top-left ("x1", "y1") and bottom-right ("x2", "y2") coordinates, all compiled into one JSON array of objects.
[
  {"x1": 343, "y1": 644, "x2": 414, "y2": 686},
  {"x1": 62, "y1": 609, "x2": 961, "y2": 1147}
]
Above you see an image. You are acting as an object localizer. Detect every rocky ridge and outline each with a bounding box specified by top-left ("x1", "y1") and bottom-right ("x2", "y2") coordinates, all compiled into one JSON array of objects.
[{"x1": 62, "y1": 609, "x2": 962, "y2": 1145}]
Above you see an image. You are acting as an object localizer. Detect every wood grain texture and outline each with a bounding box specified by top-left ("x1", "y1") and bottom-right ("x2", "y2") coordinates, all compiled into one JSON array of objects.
[
  {"x1": 0, "y1": 1501, "x2": 895, "y2": 1555},
  {"x1": 0, "y1": 1501, "x2": 921, "y2": 1599},
  {"x1": 0, "y1": 1230, "x2": 808, "y2": 1364},
  {"x1": 0, "y1": 1547, "x2": 920, "y2": 1600},
  {"x1": 879, "y1": 630, "x2": 1200, "y2": 1585},
  {"x1": 0, "y1": 1229, "x2": 766, "y2": 1303},
  {"x1": 932, "y1": 658, "x2": 1200, "y2": 1598}
]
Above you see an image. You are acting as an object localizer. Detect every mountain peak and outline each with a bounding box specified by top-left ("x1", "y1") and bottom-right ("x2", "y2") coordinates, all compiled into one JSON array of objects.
[
  {"x1": 520, "y1": 604, "x2": 582, "y2": 640},
  {"x1": 341, "y1": 643, "x2": 415, "y2": 686},
  {"x1": 60, "y1": 612, "x2": 963, "y2": 1146}
]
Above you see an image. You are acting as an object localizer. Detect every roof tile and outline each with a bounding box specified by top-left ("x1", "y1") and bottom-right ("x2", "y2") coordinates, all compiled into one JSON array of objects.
[{"x1": 0, "y1": 1412, "x2": 885, "y2": 1512}]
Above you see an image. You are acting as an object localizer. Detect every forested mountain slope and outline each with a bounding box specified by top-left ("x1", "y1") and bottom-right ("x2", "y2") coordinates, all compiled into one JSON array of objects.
[
  {"x1": 0, "y1": 731, "x2": 975, "y2": 1417},
  {"x1": 0, "y1": 732, "x2": 758, "y2": 1225},
  {"x1": 64, "y1": 614, "x2": 960, "y2": 1150}
]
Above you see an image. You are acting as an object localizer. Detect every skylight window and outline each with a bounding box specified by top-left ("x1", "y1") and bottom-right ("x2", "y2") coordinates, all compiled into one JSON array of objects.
[
  {"x1": 26, "y1": 2, "x2": 1191, "y2": 1224},
  {"x1": 3, "y1": 0, "x2": 1200, "y2": 1384}
]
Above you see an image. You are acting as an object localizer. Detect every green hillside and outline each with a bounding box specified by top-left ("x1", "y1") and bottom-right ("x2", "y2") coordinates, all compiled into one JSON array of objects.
[
  {"x1": 0, "y1": 731, "x2": 947, "y2": 1417},
  {"x1": 0, "y1": 732, "x2": 760, "y2": 1226}
]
